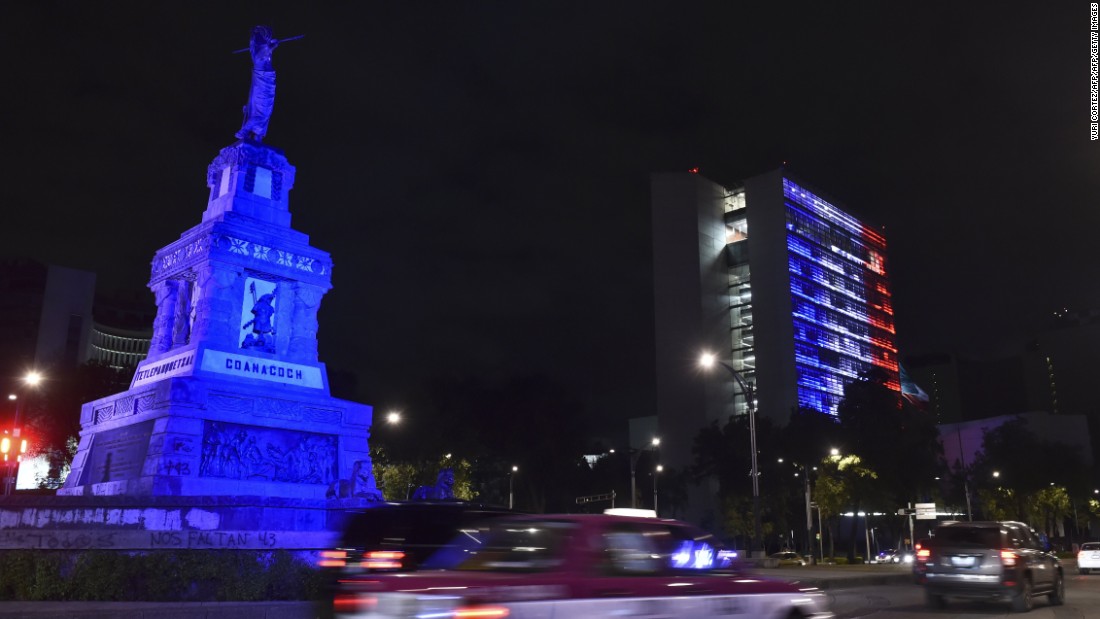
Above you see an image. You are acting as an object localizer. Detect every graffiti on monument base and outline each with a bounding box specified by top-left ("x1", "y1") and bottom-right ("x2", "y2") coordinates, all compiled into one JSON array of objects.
[
  {"x1": 150, "y1": 530, "x2": 277, "y2": 548},
  {"x1": 0, "y1": 530, "x2": 119, "y2": 550},
  {"x1": 0, "y1": 529, "x2": 310, "y2": 550},
  {"x1": 199, "y1": 420, "x2": 336, "y2": 484}
]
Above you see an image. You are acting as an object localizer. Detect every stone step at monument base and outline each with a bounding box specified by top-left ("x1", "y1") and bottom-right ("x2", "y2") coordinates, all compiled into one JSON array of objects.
[{"x1": 0, "y1": 495, "x2": 374, "y2": 551}]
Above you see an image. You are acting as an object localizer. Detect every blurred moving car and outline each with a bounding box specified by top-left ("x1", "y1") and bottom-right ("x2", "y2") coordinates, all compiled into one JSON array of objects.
[
  {"x1": 1077, "y1": 542, "x2": 1100, "y2": 574},
  {"x1": 318, "y1": 502, "x2": 518, "y2": 619},
  {"x1": 871, "y1": 548, "x2": 914, "y2": 564},
  {"x1": 320, "y1": 501, "x2": 517, "y2": 574},
  {"x1": 768, "y1": 550, "x2": 807, "y2": 566},
  {"x1": 870, "y1": 549, "x2": 899, "y2": 564},
  {"x1": 334, "y1": 512, "x2": 833, "y2": 618},
  {"x1": 913, "y1": 520, "x2": 1064, "y2": 612}
]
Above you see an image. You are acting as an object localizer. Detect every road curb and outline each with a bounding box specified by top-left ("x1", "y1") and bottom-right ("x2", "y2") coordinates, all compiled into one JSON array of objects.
[{"x1": 0, "y1": 601, "x2": 318, "y2": 619}]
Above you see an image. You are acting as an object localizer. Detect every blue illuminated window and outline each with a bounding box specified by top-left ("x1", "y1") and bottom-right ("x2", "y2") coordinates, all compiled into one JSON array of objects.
[{"x1": 783, "y1": 177, "x2": 900, "y2": 415}]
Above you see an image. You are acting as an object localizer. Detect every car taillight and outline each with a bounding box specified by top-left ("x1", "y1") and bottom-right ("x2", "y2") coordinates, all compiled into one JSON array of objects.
[
  {"x1": 319, "y1": 550, "x2": 348, "y2": 568},
  {"x1": 916, "y1": 548, "x2": 930, "y2": 562},
  {"x1": 453, "y1": 606, "x2": 510, "y2": 618},
  {"x1": 362, "y1": 550, "x2": 405, "y2": 570},
  {"x1": 1001, "y1": 550, "x2": 1018, "y2": 567},
  {"x1": 333, "y1": 593, "x2": 377, "y2": 613}
]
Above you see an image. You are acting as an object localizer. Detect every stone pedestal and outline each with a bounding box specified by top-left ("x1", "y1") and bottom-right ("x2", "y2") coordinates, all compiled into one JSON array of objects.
[
  {"x1": 58, "y1": 374, "x2": 371, "y2": 500},
  {"x1": 59, "y1": 141, "x2": 380, "y2": 509}
]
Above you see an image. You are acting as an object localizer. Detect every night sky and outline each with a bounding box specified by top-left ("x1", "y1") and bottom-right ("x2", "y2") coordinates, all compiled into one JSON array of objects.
[{"x1": 0, "y1": 3, "x2": 1094, "y2": 437}]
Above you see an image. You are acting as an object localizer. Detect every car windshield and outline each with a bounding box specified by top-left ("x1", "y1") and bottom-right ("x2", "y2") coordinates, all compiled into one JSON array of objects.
[
  {"x1": 933, "y1": 526, "x2": 1001, "y2": 548},
  {"x1": 422, "y1": 520, "x2": 575, "y2": 573},
  {"x1": 1081, "y1": 543, "x2": 1100, "y2": 551}
]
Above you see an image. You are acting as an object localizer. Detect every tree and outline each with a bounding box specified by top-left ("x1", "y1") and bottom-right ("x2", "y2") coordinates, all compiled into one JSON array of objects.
[
  {"x1": 371, "y1": 446, "x2": 478, "y2": 501},
  {"x1": 26, "y1": 361, "x2": 130, "y2": 447},
  {"x1": 781, "y1": 407, "x2": 842, "y2": 464},
  {"x1": 813, "y1": 451, "x2": 877, "y2": 560},
  {"x1": 691, "y1": 416, "x2": 785, "y2": 550},
  {"x1": 19, "y1": 361, "x2": 131, "y2": 488},
  {"x1": 970, "y1": 416, "x2": 1089, "y2": 527},
  {"x1": 836, "y1": 368, "x2": 944, "y2": 511},
  {"x1": 378, "y1": 374, "x2": 593, "y2": 511}
]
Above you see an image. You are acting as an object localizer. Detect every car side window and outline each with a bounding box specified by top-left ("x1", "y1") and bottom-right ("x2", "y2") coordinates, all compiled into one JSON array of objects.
[
  {"x1": 1004, "y1": 524, "x2": 1024, "y2": 549},
  {"x1": 600, "y1": 524, "x2": 664, "y2": 576},
  {"x1": 1026, "y1": 528, "x2": 1046, "y2": 551}
]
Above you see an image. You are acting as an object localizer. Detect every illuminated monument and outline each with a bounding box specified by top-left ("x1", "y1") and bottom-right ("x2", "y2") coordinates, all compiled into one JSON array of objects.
[{"x1": 60, "y1": 27, "x2": 379, "y2": 503}]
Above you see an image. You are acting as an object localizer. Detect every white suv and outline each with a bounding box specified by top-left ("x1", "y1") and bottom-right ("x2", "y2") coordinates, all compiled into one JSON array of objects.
[{"x1": 1077, "y1": 542, "x2": 1100, "y2": 574}]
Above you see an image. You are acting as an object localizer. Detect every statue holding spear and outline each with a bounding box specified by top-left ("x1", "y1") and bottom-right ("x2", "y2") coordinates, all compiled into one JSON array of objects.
[{"x1": 234, "y1": 26, "x2": 303, "y2": 142}]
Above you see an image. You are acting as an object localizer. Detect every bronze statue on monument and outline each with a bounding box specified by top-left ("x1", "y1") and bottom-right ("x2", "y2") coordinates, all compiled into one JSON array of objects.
[{"x1": 234, "y1": 26, "x2": 303, "y2": 142}]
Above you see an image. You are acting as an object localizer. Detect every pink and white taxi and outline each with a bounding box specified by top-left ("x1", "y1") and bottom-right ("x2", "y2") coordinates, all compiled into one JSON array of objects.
[{"x1": 333, "y1": 511, "x2": 832, "y2": 618}]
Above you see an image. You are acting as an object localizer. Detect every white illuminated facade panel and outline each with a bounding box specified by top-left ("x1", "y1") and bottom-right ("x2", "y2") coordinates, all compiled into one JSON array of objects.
[{"x1": 90, "y1": 325, "x2": 151, "y2": 369}]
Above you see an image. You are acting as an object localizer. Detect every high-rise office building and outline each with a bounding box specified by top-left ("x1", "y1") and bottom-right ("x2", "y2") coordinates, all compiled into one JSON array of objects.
[
  {"x1": 0, "y1": 258, "x2": 96, "y2": 378},
  {"x1": 651, "y1": 168, "x2": 900, "y2": 484}
]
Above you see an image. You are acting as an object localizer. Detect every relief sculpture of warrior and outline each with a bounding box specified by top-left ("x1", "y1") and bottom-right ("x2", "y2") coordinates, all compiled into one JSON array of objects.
[{"x1": 242, "y1": 282, "x2": 277, "y2": 353}]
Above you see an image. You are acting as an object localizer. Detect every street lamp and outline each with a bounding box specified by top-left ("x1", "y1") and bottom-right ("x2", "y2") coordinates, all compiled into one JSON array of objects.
[
  {"x1": 629, "y1": 437, "x2": 660, "y2": 509},
  {"x1": 11, "y1": 371, "x2": 42, "y2": 443},
  {"x1": 4, "y1": 372, "x2": 42, "y2": 497},
  {"x1": 810, "y1": 501, "x2": 824, "y2": 562},
  {"x1": 700, "y1": 351, "x2": 761, "y2": 556},
  {"x1": 653, "y1": 464, "x2": 663, "y2": 515},
  {"x1": 781, "y1": 457, "x2": 816, "y2": 564},
  {"x1": 386, "y1": 411, "x2": 402, "y2": 424},
  {"x1": 857, "y1": 511, "x2": 871, "y2": 561},
  {"x1": 509, "y1": 465, "x2": 518, "y2": 509}
]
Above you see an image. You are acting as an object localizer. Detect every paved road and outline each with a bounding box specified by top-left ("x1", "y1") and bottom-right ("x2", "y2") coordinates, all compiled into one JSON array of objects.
[
  {"x1": 827, "y1": 570, "x2": 1100, "y2": 618},
  {"x1": 0, "y1": 563, "x2": 923, "y2": 618}
]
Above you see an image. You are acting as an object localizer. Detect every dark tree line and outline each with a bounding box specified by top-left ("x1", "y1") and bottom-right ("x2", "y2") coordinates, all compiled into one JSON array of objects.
[
  {"x1": 687, "y1": 366, "x2": 1095, "y2": 557},
  {"x1": 688, "y1": 368, "x2": 945, "y2": 558}
]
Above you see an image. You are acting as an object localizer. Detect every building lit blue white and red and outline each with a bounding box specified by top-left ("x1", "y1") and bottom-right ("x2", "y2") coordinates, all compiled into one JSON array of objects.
[
  {"x1": 779, "y1": 177, "x2": 900, "y2": 415},
  {"x1": 651, "y1": 168, "x2": 900, "y2": 523}
]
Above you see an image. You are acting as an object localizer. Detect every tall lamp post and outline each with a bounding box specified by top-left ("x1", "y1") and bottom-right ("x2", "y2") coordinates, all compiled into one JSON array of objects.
[
  {"x1": 700, "y1": 352, "x2": 761, "y2": 556},
  {"x1": 11, "y1": 371, "x2": 42, "y2": 443},
  {"x1": 811, "y1": 501, "x2": 824, "y2": 562},
  {"x1": 653, "y1": 464, "x2": 663, "y2": 515},
  {"x1": 509, "y1": 465, "x2": 518, "y2": 509},
  {"x1": 630, "y1": 437, "x2": 660, "y2": 509},
  {"x1": 781, "y1": 459, "x2": 815, "y2": 564}
]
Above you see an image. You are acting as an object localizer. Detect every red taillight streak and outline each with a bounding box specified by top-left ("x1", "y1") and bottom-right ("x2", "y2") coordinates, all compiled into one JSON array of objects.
[
  {"x1": 319, "y1": 550, "x2": 348, "y2": 567},
  {"x1": 454, "y1": 607, "x2": 509, "y2": 618},
  {"x1": 332, "y1": 594, "x2": 377, "y2": 612},
  {"x1": 362, "y1": 560, "x2": 402, "y2": 569},
  {"x1": 361, "y1": 550, "x2": 405, "y2": 569},
  {"x1": 916, "y1": 549, "x2": 930, "y2": 562},
  {"x1": 367, "y1": 551, "x2": 406, "y2": 560},
  {"x1": 1001, "y1": 550, "x2": 1017, "y2": 567}
]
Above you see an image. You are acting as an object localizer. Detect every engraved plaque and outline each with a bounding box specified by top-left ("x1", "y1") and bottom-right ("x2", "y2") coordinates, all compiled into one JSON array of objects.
[{"x1": 79, "y1": 421, "x2": 155, "y2": 485}]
